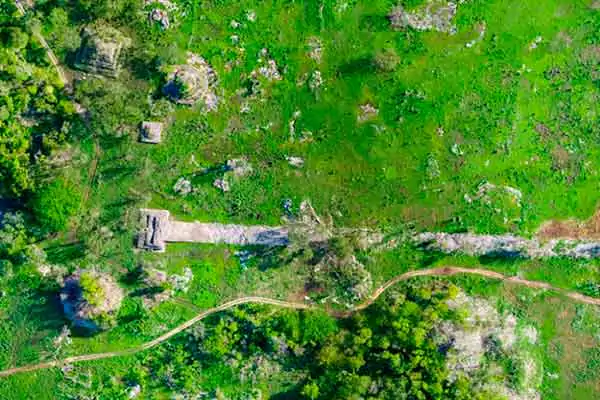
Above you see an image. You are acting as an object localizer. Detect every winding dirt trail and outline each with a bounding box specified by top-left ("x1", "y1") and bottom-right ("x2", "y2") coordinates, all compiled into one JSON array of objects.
[{"x1": 1, "y1": 266, "x2": 599, "y2": 378}]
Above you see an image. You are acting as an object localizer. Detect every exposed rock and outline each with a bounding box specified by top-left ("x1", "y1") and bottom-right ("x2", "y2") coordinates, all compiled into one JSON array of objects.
[
  {"x1": 60, "y1": 270, "x2": 124, "y2": 332},
  {"x1": 173, "y1": 177, "x2": 192, "y2": 196},
  {"x1": 522, "y1": 326, "x2": 538, "y2": 345},
  {"x1": 74, "y1": 25, "x2": 130, "y2": 77},
  {"x1": 128, "y1": 384, "x2": 141, "y2": 399},
  {"x1": 246, "y1": 9, "x2": 257, "y2": 22},
  {"x1": 286, "y1": 156, "x2": 305, "y2": 168},
  {"x1": 257, "y1": 59, "x2": 282, "y2": 81},
  {"x1": 357, "y1": 103, "x2": 379, "y2": 122},
  {"x1": 529, "y1": 36, "x2": 543, "y2": 51},
  {"x1": 213, "y1": 178, "x2": 231, "y2": 192},
  {"x1": 308, "y1": 70, "x2": 323, "y2": 92},
  {"x1": 389, "y1": 1, "x2": 459, "y2": 34},
  {"x1": 169, "y1": 267, "x2": 194, "y2": 293},
  {"x1": 307, "y1": 37, "x2": 323, "y2": 63},
  {"x1": 465, "y1": 22, "x2": 486, "y2": 48},
  {"x1": 140, "y1": 121, "x2": 163, "y2": 144},
  {"x1": 437, "y1": 291, "x2": 541, "y2": 399},
  {"x1": 149, "y1": 8, "x2": 169, "y2": 29},
  {"x1": 226, "y1": 158, "x2": 253, "y2": 177}
]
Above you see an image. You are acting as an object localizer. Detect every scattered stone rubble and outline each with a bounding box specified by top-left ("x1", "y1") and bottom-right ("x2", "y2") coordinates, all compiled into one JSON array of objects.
[
  {"x1": 286, "y1": 156, "x2": 305, "y2": 168},
  {"x1": 465, "y1": 22, "x2": 487, "y2": 48},
  {"x1": 389, "y1": 0, "x2": 460, "y2": 34},
  {"x1": 226, "y1": 158, "x2": 253, "y2": 177},
  {"x1": 252, "y1": 48, "x2": 282, "y2": 81},
  {"x1": 213, "y1": 178, "x2": 230, "y2": 192},
  {"x1": 308, "y1": 70, "x2": 323, "y2": 92},
  {"x1": 464, "y1": 181, "x2": 523, "y2": 207},
  {"x1": 149, "y1": 9, "x2": 169, "y2": 29},
  {"x1": 357, "y1": 103, "x2": 379, "y2": 122},
  {"x1": 529, "y1": 36, "x2": 543, "y2": 51},
  {"x1": 170, "y1": 267, "x2": 194, "y2": 293},
  {"x1": 212, "y1": 158, "x2": 253, "y2": 192},
  {"x1": 307, "y1": 37, "x2": 323, "y2": 63},
  {"x1": 173, "y1": 177, "x2": 192, "y2": 195}
]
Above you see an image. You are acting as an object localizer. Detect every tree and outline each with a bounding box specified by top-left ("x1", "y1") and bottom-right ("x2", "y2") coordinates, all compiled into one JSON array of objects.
[{"x1": 301, "y1": 382, "x2": 320, "y2": 399}]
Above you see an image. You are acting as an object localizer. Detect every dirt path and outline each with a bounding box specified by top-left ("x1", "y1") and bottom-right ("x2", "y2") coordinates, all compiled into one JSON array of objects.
[{"x1": 1, "y1": 266, "x2": 599, "y2": 378}]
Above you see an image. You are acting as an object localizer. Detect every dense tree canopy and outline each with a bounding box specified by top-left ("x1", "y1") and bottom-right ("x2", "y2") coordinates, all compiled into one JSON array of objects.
[{"x1": 0, "y1": 0, "x2": 73, "y2": 196}]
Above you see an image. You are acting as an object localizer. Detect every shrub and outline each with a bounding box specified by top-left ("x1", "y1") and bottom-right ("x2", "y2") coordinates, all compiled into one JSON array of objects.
[
  {"x1": 31, "y1": 178, "x2": 81, "y2": 232},
  {"x1": 79, "y1": 272, "x2": 104, "y2": 307}
]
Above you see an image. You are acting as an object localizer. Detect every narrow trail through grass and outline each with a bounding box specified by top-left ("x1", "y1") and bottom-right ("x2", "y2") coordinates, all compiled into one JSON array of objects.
[{"x1": 1, "y1": 265, "x2": 599, "y2": 378}]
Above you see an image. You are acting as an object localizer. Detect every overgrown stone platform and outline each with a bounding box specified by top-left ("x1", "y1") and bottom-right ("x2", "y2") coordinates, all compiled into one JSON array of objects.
[{"x1": 137, "y1": 209, "x2": 289, "y2": 252}]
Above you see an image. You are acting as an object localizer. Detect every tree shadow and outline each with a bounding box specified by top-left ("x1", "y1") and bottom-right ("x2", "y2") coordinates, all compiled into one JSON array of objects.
[
  {"x1": 45, "y1": 241, "x2": 86, "y2": 264},
  {"x1": 30, "y1": 290, "x2": 67, "y2": 332},
  {"x1": 359, "y1": 14, "x2": 391, "y2": 32},
  {"x1": 478, "y1": 250, "x2": 525, "y2": 264},
  {"x1": 270, "y1": 385, "x2": 304, "y2": 400},
  {"x1": 337, "y1": 57, "x2": 375, "y2": 75},
  {"x1": 128, "y1": 54, "x2": 160, "y2": 82}
]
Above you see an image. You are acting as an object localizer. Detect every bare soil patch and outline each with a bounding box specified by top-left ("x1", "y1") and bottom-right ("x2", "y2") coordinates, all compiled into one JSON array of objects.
[{"x1": 538, "y1": 209, "x2": 600, "y2": 240}]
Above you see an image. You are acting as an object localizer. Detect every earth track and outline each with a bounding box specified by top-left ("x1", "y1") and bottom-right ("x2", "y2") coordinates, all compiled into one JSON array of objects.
[{"x1": 1, "y1": 266, "x2": 599, "y2": 378}]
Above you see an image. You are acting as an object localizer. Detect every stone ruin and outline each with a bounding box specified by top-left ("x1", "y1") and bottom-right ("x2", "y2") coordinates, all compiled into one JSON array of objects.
[
  {"x1": 60, "y1": 270, "x2": 124, "y2": 332},
  {"x1": 74, "y1": 25, "x2": 130, "y2": 77},
  {"x1": 163, "y1": 53, "x2": 218, "y2": 110},
  {"x1": 415, "y1": 232, "x2": 600, "y2": 259},
  {"x1": 140, "y1": 121, "x2": 163, "y2": 144},
  {"x1": 136, "y1": 209, "x2": 289, "y2": 252}
]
